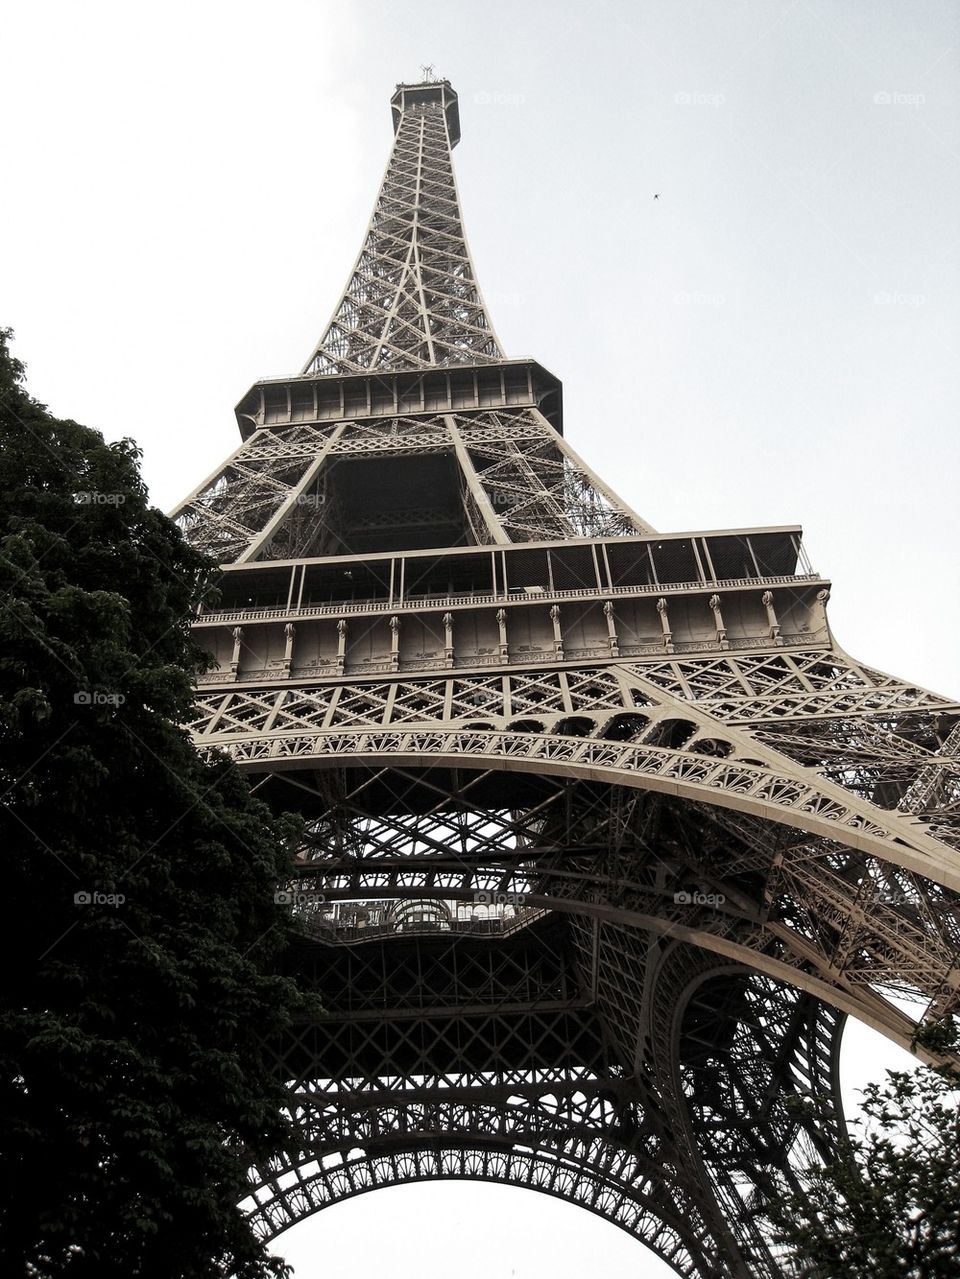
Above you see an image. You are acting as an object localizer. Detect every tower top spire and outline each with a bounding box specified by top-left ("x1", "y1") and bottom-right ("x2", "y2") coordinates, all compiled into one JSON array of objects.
[{"x1": 299, "y1": 75, "x2": 488, "y2": 375}]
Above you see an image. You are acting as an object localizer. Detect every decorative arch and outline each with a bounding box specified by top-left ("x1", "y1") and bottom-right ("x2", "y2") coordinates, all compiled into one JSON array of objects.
[{"x1": 246, "y1": 1141, "x2": 715, "y2": 1278}]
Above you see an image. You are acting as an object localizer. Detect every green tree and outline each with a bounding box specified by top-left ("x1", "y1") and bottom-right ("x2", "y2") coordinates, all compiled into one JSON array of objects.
[
  {"x1": 0, "y1": 329, "x2": 306, "y2": 1278},
  {"x1": 769, "y1": 1019, "x2": 960, "y2": 1277}
]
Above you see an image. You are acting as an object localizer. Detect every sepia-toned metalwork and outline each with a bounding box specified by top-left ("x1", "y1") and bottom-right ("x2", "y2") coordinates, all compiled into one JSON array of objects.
[{"x1": 172, "y1": 77, "x2": 960, "y2": 1277}]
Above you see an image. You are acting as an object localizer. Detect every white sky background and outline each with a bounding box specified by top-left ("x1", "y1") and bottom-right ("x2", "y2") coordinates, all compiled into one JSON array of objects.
[{"x1": 3, "y1": 1, "x2": 958, "y2": 1274}]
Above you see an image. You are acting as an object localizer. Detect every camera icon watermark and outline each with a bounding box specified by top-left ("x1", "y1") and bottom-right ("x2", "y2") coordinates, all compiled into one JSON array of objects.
[
  {"x1": 871, "y1": 890, "x2": 911, "y2": 905},
  {"x1": 274, "y1": 889, "x2": 327, "y2": 906},
  {"x1": 674, "y1": 91, "x2": 725, "y2": 108},
  {"x1": 74, "y1": 890, "x2": 125, "y2": 906},
  {"x1": 675, "y1": 291, "x2": 726, "y2": 307},
  {"x1": 474, "y1": 90, "x2": 526, "y2": 107},
  {"x1": 74, "y1": 691, "x2": 126, "y2": 707},
  {"x1": 673, "y1": 889, "x2": 726, "y2": 907},
  {"x1": 485, "y1": 290, "x2": 526, "y2": 308},
  {"x1": 873, "y1": 91, "x2": 925, "y2": 108},
  {"x1": 73, "y1": 491, "x2": 126, "y2": 505},
  {"x1": 874, "y1": 291, "x2": 925, "y2": 308},
  {"x1": 473, "y1": 890, "x2": 527, "y2": 906}
]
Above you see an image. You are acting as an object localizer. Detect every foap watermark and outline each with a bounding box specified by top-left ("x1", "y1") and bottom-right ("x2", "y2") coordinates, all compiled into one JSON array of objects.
[
  {"x1": 74, "y1": 690, "x2": 126, "y2": 707},
  {"x1": 74, "y1": 890, "x2": 126, "y2": 907},
  {"x1": 485, "y1": 290, "x2": 526, "y2": 309},
  {"x1": 474, "y1": 890, "x2": 527, "y2": 906},
  {"x1": 874, "y1": 290, "x2": 926, "y2": 308},
  {"x1": 474, "y1": 90, "x2": 526, "y2": 107},
  {"x1": 874, "y1": 90, "x2": 925, "y2": 108},
  {"x1": 674, "y1": 91, "x2": 725, "y2": 108},
  {"x1": 74, "y1": 491, "x2": 126, "y2": 506},
  {"x1": 674, "y1": 889, "x2": 726, "y2": 908},
  {"x1": 675, "y1": 290, "x2": 726, "y2": 307},
  {"x1": 275, "y1": 889, "x2": 327, "y2": 907},
  {"x1": 279, "y1": 492, "x2": 325, "y2": 509}
]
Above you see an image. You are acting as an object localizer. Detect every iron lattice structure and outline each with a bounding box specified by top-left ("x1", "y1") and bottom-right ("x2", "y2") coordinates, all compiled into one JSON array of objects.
[{"x1": 171, "y1": 79, "x2": 960, "y2": 1277}]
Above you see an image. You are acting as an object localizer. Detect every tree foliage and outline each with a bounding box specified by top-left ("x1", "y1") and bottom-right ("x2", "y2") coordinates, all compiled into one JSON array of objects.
[
  {"x1": 769, "y1": 1018, "x2": 960, "y2": 1278},
  {"x1": 0, "y1": 330, "x2": 305, "y2": 1278}
]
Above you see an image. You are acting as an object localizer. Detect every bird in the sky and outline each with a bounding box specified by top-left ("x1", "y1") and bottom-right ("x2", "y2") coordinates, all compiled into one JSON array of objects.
[{"x1": 654, "y1": 193, "x2": 660, "y2": 200}]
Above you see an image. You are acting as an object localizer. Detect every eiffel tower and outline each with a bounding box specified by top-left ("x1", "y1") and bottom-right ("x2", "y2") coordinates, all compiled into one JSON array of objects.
[{"x1": 172, "y1": 77, "x2": 960, "y2": 1277}]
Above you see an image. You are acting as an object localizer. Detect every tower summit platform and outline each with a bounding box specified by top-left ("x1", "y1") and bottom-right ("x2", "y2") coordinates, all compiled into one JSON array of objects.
[{"x1": 391, "y1": 77, "x2": 461, "y2": 146}]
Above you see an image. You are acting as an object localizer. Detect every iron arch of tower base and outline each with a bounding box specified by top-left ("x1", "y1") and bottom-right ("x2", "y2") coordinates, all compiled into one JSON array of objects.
[
  {"x1": 226, "y1": 751, "x2": 953, "y2": 1279},
  {"x1": 246, "y1": 933, "x2": 848, "y2": 1279},
  {"x1": 249, "y1": 1150, "x2": 719, "y2": 1278}
]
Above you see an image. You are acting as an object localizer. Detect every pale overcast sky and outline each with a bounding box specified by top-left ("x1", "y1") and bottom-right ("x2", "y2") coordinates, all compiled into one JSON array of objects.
[{"x1": 3, "y1": 2, "x2": 958, "y2": 1275}]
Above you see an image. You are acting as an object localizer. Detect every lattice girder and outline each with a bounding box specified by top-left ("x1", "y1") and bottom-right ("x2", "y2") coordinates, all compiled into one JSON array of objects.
[
  {"x1": 197, "y1": 649, "x2": 960, "y2": 893},
  {"x1": 274, "y1": 765, "x2": 960, "y2": 1052},
  {"x1": 172, "y1": 407, "x2": 651, "y2": 563},
  {"x1": 301, "y1": 82, "x2": 501, "y2": 376},
  {"x1": 242, "y1": 912, "x2": 852, "y2": 1277},
  {"x1": 244, "y1": 921, "x2": 756, "y2": 1276}
]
